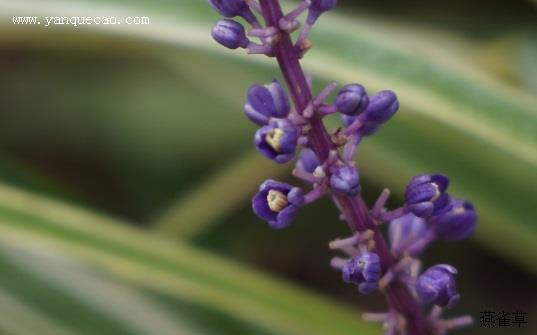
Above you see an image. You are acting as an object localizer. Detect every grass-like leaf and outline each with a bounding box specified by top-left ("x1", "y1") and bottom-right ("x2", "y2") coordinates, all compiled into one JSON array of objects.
[{"x1": 0, "y1": 182, "x2": 379, "y2": 335}]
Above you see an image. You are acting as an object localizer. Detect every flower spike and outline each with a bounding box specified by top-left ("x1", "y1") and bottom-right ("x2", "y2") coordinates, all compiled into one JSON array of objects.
[{"x1": 208, "y1": 0, "x2": 477, "y2": 333}]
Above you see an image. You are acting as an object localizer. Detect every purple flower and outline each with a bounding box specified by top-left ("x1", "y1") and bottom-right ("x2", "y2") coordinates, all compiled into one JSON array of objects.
[
  {"x1": 211, "y1": 19, "x2": 249, "y2": 49},
  {"x1": 255, "y1": 118, "x2": 299, "y2": 163},
  {"x1": 363, "y1": 90, "x2": 399, "y2": 124},
  {"x1": 405, "y1": 174, "x2": 450, "y2": 218},
  {"x1": 296, "y1": 148, "x2": 320, "y2": 173},
  {"x1": 208, "y1": 0, "x2": 249, "y2": 18},
  {"x1": 335, "y1": 84, "x2": 369, "y2": 116},
  {"x1": 340, "y1": 90, "x2": 397, "y2": 137},
  {"x1": 416, "y1": 264, "x2": 460, "y2": 308},
  {"x1": 244, "y1": 80, "x2": 291, "y2": 125},
  {"x1": 342, "y1": 252, "x2": 381, "y2": 294},
  {"x1": 330, "y1": 166, "x2": 361, "y2": 196},
  {"x1": 252, "y1": 180, "x2": 304, "y2": 229},
  {"x1": 388, "y1": 213, "x2": 428, "y2": 255},
  {"x1": 431, "y1": 198, "x2": 477, "y2": 241}
]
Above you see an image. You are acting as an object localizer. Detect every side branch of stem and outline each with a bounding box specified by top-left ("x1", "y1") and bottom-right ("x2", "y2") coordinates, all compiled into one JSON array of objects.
[{"x1": 259, "y1": 1, "x2": 432, "y2": 334}]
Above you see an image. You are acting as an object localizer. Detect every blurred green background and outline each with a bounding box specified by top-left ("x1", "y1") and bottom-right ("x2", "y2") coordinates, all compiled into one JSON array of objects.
[{"x1": 0, "y1": 0, "x2": 536, "y2": 334}]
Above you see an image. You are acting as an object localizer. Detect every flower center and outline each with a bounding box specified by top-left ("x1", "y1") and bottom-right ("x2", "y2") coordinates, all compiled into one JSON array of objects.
[
  {"x1": 265, "y1": 128, "x2": 284, "y2": 152},
  {"x1": 267, "y1": 189, "x2": 288, "y2": 212}
]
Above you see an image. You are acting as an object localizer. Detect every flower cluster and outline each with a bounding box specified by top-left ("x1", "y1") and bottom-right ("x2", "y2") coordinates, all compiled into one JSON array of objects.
[{"x1": 209, "y1": 1, "x2": 478, "y2": 334}]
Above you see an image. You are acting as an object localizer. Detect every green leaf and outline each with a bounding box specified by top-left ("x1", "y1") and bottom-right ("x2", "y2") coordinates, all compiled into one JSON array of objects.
[
  {"x1": 0, "y1": 243, "x2": 200, "y2": 335},
  {"x1": 0, "y1": 182, "x2": 379, "y2": 335},
  {"x1": 518, "y1": 33, "x2": 537, "y2": 95},
  {"x1": 0, "y1": 287, "x2": 79, "y2": 335}
]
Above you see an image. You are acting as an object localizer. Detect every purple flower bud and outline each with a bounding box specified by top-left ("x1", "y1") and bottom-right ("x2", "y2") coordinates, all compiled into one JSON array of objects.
[
  {"x1": 296, "y1": 148, "x2": 320, "y2": 173},
  {"x1": 405, "y1": 174, "x2": 450, "y2": 218},
  {"x1": 254, "y1": 119, "x2": 298, "y2": 164},
  {"x1": 330, "y1": 166, "x2": 361, "y2": 196},
  {"x1": 335, "y1": 84, "x2": 369, "y2": 116},
  {"x1": 244, "y1": 80, "x2": 290, "y2": 125},
  {"x1": 431, "y1": 198, "x2": 477, "y2": 241},
  {"x1": 307, "y1": 0, "x2": 338, "y2": 24},
  {"x1": 416, "y1": 264, "x2": 460, "y2": 308},
  {"x1": 363, "y1": 90, "x2": 399, "y2": 124},
  {"x1": 342, "y1": 252, "x2": 381, "y2": 294},
  {"x1": 388, "y1": 213, "x2": 428, "y2": 255},
  {"x1": 211, "y1": 19, "x2": 249, "y2": 49},
  {"x1": 208, "y1": 0, "x2": 249, "y2": 18},
  {"x1": 252, "y1": 180, "x2": 304, "y2": 229}
]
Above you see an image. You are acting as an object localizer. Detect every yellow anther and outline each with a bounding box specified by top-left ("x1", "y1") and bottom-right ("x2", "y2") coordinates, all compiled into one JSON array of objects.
[
  {"x1": 267, "y1": 189, "x2": 288, "y2": 212},
  {"x1": 313, "y1": 166, "x2": 325, "y2": 178},
  {"x1": 265, "y1": 128, "x2": 284, "y2": 152}
]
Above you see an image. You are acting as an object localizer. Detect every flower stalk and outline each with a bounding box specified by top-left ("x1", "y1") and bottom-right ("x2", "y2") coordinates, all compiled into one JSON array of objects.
[
  {"x1": 259, "y1": 2, "x2": 429, "y2": 332},
  {"x1": 208, "y1": 1, "x2": 478, "y2": 334}
]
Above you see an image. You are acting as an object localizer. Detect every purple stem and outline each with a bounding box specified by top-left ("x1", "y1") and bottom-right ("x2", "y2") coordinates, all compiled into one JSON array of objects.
[
  {"x1": 395, "y1": 229, "x2": 436, "y2": 256},
  {"x1": 381, "y1": 207, "x2": 407, "y2": 222},
  {"x1": 343, "y1": 115, "x2": 365, "y2": 136},
  {"x1": 313, "y1": 81, "x2": 338, "y2": 106},
  {"x1": 259, "y1": 1, "x2": 432, "y2": 334},
  {"x1": 304, "y1": 184, "x2": 327, "y2": 204},
  {"x1": 342, "y1": 134, "x2": 361, "y2": 163},
  {"x1": 317, "y1": 104, "x2": 338, "y2": 115},
  {"x1": 371, "y1": 188, "x2": 391, "y2": 218}
]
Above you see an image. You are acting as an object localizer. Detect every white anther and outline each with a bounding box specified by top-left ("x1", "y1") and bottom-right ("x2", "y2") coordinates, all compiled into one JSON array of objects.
[
  {"x1": 267, "y1": 189, "x2": 288, "y2": 212},
  {"x1": 431, "y1": 182, "x2": 441, "y2": 201},
  {"x1": 265, "y1": 128, "x2": 284, "y2": 152},
  {"x1": 313, "y1": 166, "x2": 325, "y2": 178}
]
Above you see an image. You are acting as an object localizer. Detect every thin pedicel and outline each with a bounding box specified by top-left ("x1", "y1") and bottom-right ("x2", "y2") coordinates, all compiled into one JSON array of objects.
[{"x1": 209, "y1": 1, "x2": 478, "y2": 334}]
